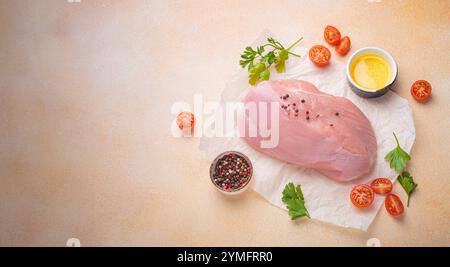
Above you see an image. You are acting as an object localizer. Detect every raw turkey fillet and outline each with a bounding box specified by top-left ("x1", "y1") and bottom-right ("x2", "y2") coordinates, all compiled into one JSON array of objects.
[{"x1": 242, "y1": 80, "x2": 377, "y2": 182}]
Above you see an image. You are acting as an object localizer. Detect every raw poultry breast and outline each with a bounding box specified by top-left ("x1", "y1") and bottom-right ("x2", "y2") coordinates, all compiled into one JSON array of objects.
[{"x1": 242, "y1": 80, "x2": 377, "y2": 182}]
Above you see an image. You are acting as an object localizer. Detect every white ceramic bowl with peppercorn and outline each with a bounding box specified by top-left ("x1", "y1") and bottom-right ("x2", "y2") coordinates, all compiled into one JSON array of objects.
[{"x1": 209, "y1": 151, "x2": 253, "y2": 195}]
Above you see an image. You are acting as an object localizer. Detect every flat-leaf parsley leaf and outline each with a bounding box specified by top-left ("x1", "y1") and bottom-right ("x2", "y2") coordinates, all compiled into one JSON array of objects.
[
  {"x1": 397, "y1": 171, "x2": 418, "y2": 207},
  {"x1": 282, "y1": 182, "x2": 310, "y2": 220},
  {"x1": 240, "y1": 36, "x2": 303, "y2": 85},
  {"x1": 384, "y1": 132, "x2": 411, "y2": 173}
]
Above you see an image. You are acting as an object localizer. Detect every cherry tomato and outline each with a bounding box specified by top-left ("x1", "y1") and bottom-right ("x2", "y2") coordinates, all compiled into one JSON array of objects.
[
  {"x1": 370, "y1": 178, "x2": 393, "y2": 195},
  {"x1": 309, "y1": 45, "x2": 331, "y2": 67},
  {"x1": 385, "y1": 194, "x2": 404, "y2": 216},
  {"x1": 335, "y1": 36, "x2": 351, "y2": 56},
  {"x1": 176, "y1": 112, "x2": 195, "y2": 130},
  {"x1": 324, "y1": 25, "x2": 341, "y2": 46},
  {"x1": 350, "y1": 184, "x2": 374, "y2": 208},
  {"x1": 411, "y1": 80, "x2": 432, "y2": 102}
]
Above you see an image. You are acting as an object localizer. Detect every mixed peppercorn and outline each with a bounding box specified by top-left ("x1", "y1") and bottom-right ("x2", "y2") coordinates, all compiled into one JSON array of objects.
[
  {"x1": 279, "y1": 92, "x2": 339, "y2": 127},
  {"x1": 211, "y1": 152, "x2": 252, "y2": 192}
]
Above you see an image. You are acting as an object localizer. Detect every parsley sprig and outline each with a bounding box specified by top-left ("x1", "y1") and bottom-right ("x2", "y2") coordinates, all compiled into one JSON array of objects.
[
  {"x1": 384, "y1": 132, "x2": 411, "y2": 173},
  {"x1": 282, "y1": 182, "x2": 310, "y2": 220},
  {"x1": 240, "y1": 36, "x2": 303, "y2": 85},
  {"x1": 397, "y1": 171, "x2": 418, "y2": 207},
  {"x1": 385, "y1": 133, "x2": 418, "y2": 207}
]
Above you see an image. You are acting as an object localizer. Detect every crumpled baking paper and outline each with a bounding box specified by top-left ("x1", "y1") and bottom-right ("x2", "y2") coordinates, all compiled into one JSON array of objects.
[{"x1": 199, "y1": 31, "x2": 415, "y2": 230}]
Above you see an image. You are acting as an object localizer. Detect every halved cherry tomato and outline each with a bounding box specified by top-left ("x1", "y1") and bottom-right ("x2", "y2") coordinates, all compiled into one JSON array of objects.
[
  {"x1": 324, "y1": 25, "x2": 341, "y2": 46},
  {"x1": 370, "y1": 178, "x2": 393, "y2": 195},
  {"x1": 176, "y1": 112, "x2": 195, "y2": 130},
  {"x1": 335, "y1": 36, "x2": 351, "y2": 56},
  {"x1": 350, "y1": 184, "x2": 374, "y2": 208},
  {"x1": 385, "y1": 194, "x2": 404, "y2": 216},
  {"x1": 309, "y1": 45, "x2": 331, "y2": 67},
  {"x1": 411, "y1": 80, "x2": 432, "y2": 102}
]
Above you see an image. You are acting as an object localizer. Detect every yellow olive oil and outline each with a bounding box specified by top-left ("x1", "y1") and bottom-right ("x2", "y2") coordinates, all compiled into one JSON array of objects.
[{"x1": 350, "y1": 53, "x2": 391, "y2": 90}]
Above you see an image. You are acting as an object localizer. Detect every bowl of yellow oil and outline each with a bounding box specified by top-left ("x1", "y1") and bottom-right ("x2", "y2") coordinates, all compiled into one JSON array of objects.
[{"x1": 346, "y1": 47, "x2": 397, "y2": 98}]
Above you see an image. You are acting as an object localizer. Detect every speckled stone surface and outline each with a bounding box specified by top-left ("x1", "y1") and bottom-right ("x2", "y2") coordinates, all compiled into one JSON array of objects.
[{"x1": 0, "y1": 0, "x2": 449, "y2": 246}]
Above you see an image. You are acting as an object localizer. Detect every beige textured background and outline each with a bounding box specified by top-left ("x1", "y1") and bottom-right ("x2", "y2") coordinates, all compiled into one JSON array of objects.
[{"x1": 0, "y1": 0, "x2": 449, "y2": 246}]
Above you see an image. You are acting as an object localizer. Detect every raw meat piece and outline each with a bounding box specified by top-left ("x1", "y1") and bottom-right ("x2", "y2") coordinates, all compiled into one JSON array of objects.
[{"x1": 242, "y1": 80, "x2": 377, "y2": 182}]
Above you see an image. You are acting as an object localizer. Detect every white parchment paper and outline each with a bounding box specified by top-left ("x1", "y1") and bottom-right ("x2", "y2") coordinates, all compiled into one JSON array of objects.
[{"x1": 199, "y1": 31, "x2": 415, "y2": 230}]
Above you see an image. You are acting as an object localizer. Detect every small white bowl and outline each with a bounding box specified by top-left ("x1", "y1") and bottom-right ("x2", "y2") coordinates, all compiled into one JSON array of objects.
[
  {"x1": 209, "y1": 151, "x2": 253, "y2": 195},
  {"x1": 346, "y1": 47, "x2": 398, "y2": 98}
]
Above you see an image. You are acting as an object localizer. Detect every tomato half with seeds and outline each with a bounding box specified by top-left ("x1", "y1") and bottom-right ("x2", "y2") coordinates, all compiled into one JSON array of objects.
[
  {"x1": 309, "y1": 45, "x2": 331, "y2": 67},
  {"x1": 176, "y1": 112, "x2": 195, "y2": 130},
  {"x1": 350, "y1": 184, "x2": 374, "y2": 208},
  {"x1": 370, "y1": 178, "x2": 393, "y2": 195},
  {"x1": 385, "y1": 194, "x2": 404, "y2": 216},
  {"x1": 411, "y1": 80, "x2": 432, "y2": 102},
  {"x1": 335, "y1": 36, "x2": 351, "y2": 56},
  {"x1": 324, "y1": 25, "x2": 341, "y2": 46}
]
